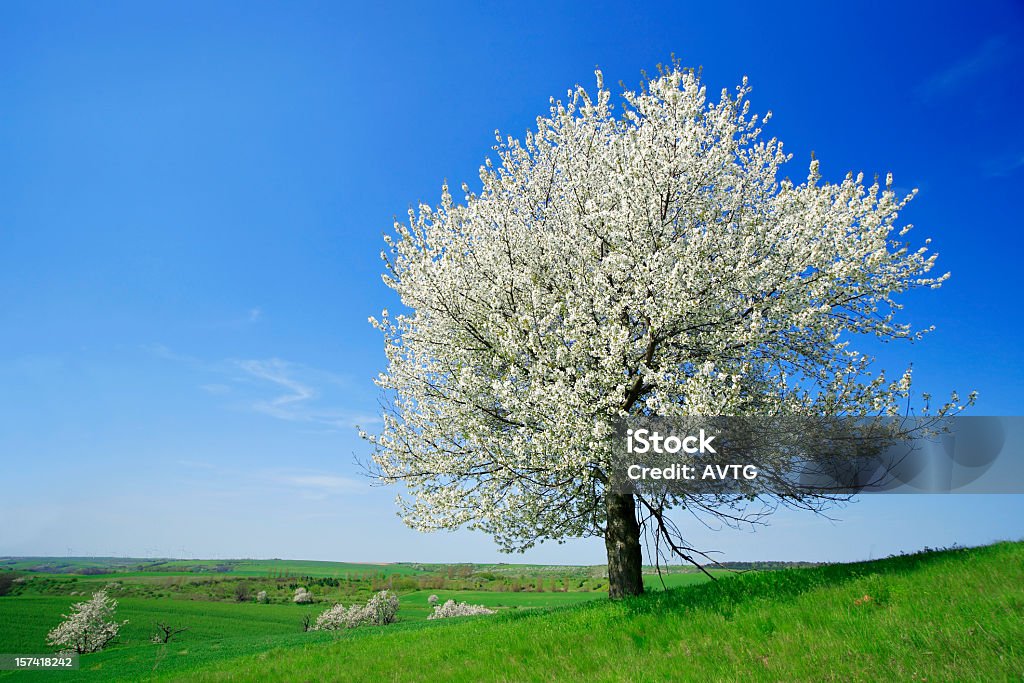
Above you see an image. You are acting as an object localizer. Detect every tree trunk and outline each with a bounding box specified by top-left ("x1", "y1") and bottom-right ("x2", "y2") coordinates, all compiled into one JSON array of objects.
[{"x1": 605, "y1": 491, "x2": 644, "y2": 599}]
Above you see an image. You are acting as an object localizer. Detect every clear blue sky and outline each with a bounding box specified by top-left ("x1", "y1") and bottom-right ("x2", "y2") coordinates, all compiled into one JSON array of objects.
[{"x1": 2, "y1": 0, "x2": 1022, "y2": 564}]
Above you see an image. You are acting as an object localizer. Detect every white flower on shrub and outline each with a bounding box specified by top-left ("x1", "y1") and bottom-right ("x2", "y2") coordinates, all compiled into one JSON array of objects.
[
  {"x1": 364, "y1": 589, "x2": 399, "y2": 625},
  {"x1": 256, "y1": 590, "x2": 268, "y2": 603},
  {"x1": 46, "y1": 590, "x2": 128, "y2": 654},
  {"x1": 427, "y1": 599, "x2": 495, "y2": 619},
  {"x1": 293, "y1": 587, "x2": 313, "y2": 604},
  {"x1": 427, "y1": 594, "x2": 439, "y2": 606},
  {"x1": 313, "y1": 603, "x2": 363, "y2": 630},
  {"x1": 312, "y1": 590, "x2": 399, "y2": 630}
]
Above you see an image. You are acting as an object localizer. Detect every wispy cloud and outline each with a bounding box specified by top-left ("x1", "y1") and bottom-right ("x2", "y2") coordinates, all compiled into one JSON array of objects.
[
  {"x1": 232, "y1": 358, "x2": 376, "y2": 429},
  {"x1": 148, "y1": 344, "x2": 379, "y2": 431},
  {"x1": 916, "y1": 36, "x2": 1013, "y2": 101},
  {"x1": 170, "y1": 461, "x2": 368, "y2": 501},
  {"x1": 982, "y1": 152, "x2": 1024, "y2": 178},
  {"x1": 236, "y1": 358, "x2": 318, "y2": 419}
]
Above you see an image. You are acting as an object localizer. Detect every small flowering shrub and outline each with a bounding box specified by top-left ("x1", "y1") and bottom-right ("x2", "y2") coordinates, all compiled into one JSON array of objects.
[
  {"x1": 427, "y1": 599, "x2": 495, "y2": 620},
  {"x1": 364, "y1": 590, "x2": 400, "y2": 625},
  {"x1": 46, "y1": 590, "x2": 128, "y2": 654},
  {"x1": 256, "y1": 590, "x2": 268, "y2": 604},
  {"x1": 293, "y1": 587, "x2": 313, "y2": 604},
  {"x1": 313, "y1": 603, "x2": 363, "y2": 630},
  {"x1": 428, "y1": 594, "x2": 439, "y2": 606},
  {"x1": 312, "y1": 590, "x2": 399, "y2": 630}
]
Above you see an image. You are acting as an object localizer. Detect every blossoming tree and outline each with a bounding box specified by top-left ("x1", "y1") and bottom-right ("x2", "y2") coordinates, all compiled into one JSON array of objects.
[
  {"x1": 364, "y1": 64, "x2": 968, "y2": 598},
  {"x1": 47, "y1": 590, "x2": 127, "y2": 654}
]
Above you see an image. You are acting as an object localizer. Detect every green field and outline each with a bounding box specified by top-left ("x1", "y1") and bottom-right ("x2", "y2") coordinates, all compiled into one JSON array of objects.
[
  {"x1": 0, "y1": 558, "x2": 431, "y2": 578},
  {"x1": 1, "y1": 543, "x2": 1021, "y2": 681},
  {"x1": 0, "y1": 555, "x2": 711, "y2": 681}
]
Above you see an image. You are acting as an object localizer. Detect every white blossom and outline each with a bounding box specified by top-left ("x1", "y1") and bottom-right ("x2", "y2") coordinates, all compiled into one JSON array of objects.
[
  {"x1": 312, "y1": 591, "x2": 399, "y2": 630},
  {"x1": 366, "y1": 64, "x2": 972, "y2": 553},
  {"x1": 46, "y1": 590, "x2": 127, "y2": 654},
  {"x1": 427, "y1": 599, "x2": 496, "y2": 619}
]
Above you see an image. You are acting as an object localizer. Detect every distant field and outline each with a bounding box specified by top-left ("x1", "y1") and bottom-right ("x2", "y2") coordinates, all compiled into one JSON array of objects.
[
  {"x1": 0, "y1": 556, "x2": 726, "y2": 578},
  {"x1": 152, "y1": 559, "x2": 431, "y2": 577},
  {"x1": 0, "y1": 554, "x2": 719, "y2": 681},
  {"x1": 0, "y1": 558, "x2": 431, "y2": 578},
  {"x1": 0, "y1": 581, "x2": 617, "y2": 681},
  {"x1": 0, "y1": 584, "x2": 707, "y2": 681},
  {"x1": 3, "y1": 544, "x2": 1018, "y2": 681}
]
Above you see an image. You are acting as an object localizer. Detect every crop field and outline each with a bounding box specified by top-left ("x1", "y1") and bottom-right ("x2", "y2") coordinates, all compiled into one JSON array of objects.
[
  {"x1": 0, "y1": 553, "x2": 718, "y2": 681},
  {"x1": 1, "y1": 543, "x2": 1020, "y2": 681}
]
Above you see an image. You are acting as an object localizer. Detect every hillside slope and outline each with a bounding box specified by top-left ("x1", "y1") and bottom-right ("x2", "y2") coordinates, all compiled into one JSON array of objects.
[{"x1": 176, "y1": 542, "x2": 1023, "y2": 682}]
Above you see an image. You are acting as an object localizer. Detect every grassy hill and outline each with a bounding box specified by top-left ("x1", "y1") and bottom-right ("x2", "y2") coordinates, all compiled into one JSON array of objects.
[
  {"x1": 2, "y1": 542, "x2": 1020, "y2": 681},
  {"x1": 180, "y1": 542, "x2": 1023, "y2": 682}
]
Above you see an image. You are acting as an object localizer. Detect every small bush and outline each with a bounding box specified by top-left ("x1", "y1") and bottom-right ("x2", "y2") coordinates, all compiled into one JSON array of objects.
[
  {"x1": 312, "y1": 590, "x2": 399, "y2": 631},
  {"x1": 293, "y1": 587, "x2": 313, "y2": 604},
  {"x1": 256, "y1": 590, "x2": 268, "y2": 604},
  {"x1": 427, "y1": 599, "x2": 495, "y2": 620},
  {"x1": 0, "y1": 572, "x2": 20, "y2": 597}
]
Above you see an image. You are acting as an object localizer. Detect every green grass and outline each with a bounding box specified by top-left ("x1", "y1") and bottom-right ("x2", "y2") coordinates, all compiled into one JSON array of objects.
[
  {"x1": 0, "y1": 597, "x2": 326, "y2": 678},
  {"x1": 0, "y1": 586, "x2": 623, "y2": 680},
  {"x1": 643, "y1": 569, "x2": 729, "y2": 589},
  {"x1": 178, "y1": 542, "x2": 1024, "y2": 682},
  {"x1": 1, "y1": 543, "x2": 1020, "y2": 681}
]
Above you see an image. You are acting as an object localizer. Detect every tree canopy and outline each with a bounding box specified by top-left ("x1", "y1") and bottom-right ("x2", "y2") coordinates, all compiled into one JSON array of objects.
[{"x1": 363, "y1": 64, "x2": 969, "y2": 595}]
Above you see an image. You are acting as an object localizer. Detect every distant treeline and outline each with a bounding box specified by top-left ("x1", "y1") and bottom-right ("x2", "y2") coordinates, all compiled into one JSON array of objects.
[
  {"x1": 709, "y1": 561, "x2": 824, "y2": 571},
  {"x1": 2, "y1": 557, "x2": 824, "y2": 577}
]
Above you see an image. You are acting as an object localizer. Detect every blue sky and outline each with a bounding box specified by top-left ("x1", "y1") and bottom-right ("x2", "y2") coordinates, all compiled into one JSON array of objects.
[{"x1": 1, "y1": 0, "x2": 1022, "y2": 564}]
